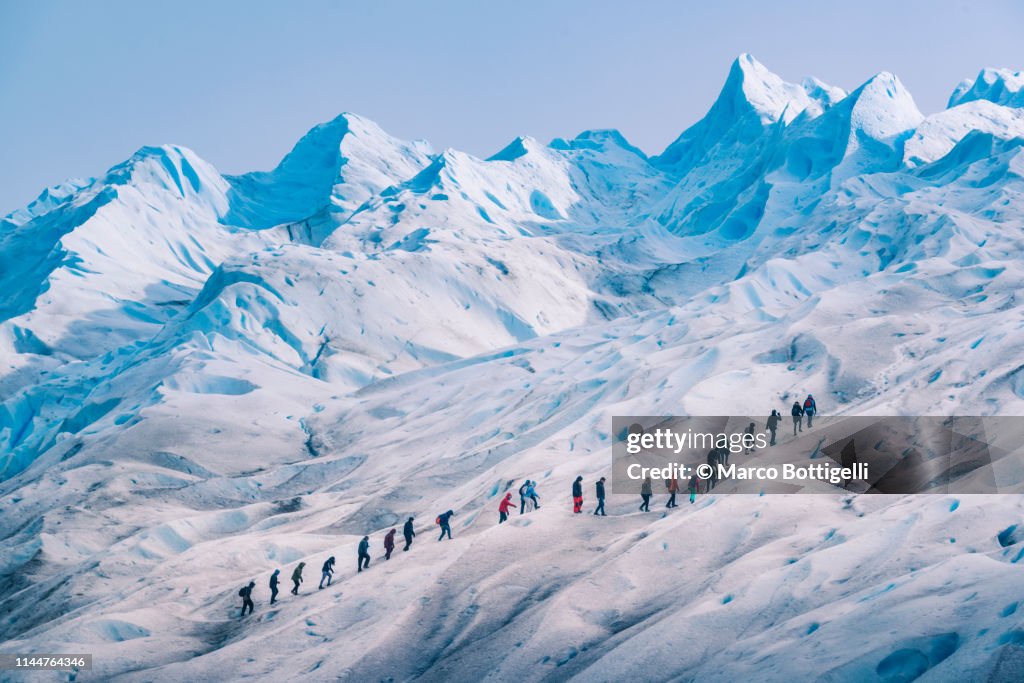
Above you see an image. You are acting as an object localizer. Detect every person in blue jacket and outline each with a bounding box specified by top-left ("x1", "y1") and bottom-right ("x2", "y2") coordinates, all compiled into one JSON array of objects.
[
  {"x1": 803, "y1": 394, "x2": 817, "y2": 428},
  {"x1": 357, "y1": 536, "x2": 371, "y2": 572},
  {"x1": 525, "y1": 481, "x2": 540, "y2": 510},
  {"x1": 594, "y1": 477, "x2": 606, "y2": 516}
]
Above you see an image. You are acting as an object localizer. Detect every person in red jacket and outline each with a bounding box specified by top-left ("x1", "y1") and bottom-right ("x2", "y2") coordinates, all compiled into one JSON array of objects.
[
  {"x1": 383, "y1": 528, "x2": 396, "y2": 560},
  {"x1": 666, "y1": 477, "x2": 679, "y2": 508},
  {"x1": 498, "y1": 492, "x2": 517, "y2": 524}
]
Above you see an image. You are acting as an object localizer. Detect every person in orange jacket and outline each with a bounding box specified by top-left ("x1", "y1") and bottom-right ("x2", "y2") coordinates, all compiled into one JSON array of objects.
[{"x1": 498, "y1": 492, "x2": 517, "y2": 524}]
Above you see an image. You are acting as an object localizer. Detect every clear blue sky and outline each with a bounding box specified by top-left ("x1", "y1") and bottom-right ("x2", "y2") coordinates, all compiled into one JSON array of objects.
[{"x1": 1, "y1": 0, "x2": 1021, "y2": 213}]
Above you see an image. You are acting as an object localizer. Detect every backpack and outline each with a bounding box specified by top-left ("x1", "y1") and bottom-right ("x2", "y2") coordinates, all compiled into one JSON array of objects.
[
  {"x1": 435, "y1": 516, "x2": 441, "y2": 525},
  {"x1": 238, "y1": 587, "x2": 246, "y2": 597},
  {"x1": 804, "y1": 397, "x2": 814, "y2": 410},
  {"x1": 518, "y1": 483, "x2": 528, "y2": 496}
]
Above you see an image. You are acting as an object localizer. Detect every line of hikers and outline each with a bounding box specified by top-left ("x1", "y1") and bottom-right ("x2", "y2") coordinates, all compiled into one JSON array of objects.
[
  {"x1": 239, "y1": 511, "x2": 460, "y2": 617},
  {"x1": 240, "y1": 399, "x2": 820, "y2": 617},
  {"x1": 766, "y1": 394, "x2": 816, "y2": 444}
]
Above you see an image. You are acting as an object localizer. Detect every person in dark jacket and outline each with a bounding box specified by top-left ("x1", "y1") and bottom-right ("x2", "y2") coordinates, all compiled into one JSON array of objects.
[
  {"x1": 403, "y1": 517, "x2": 416, "y2": 551},
  {"x1": 688, "y1": 473, "x2": 698, "y2": 504},
  {"x1": 269, "y1": 569, "x2": 280, "y2": 605},
  {"x1": 640, "y1": 476, "x2": 653, "y2": 511},
  {"x1": 437, "y1": 510, "x2": 454, "y2": 540},
  {"x1": 744, "y1": 422, "x2": 756, "y2": 454},
  {"x1": 518, "y1": 480, "x2": 532, "y2": 514},
  {"x1": 319, "y1": 556, "x2": 335, "y2": 589},
  {"x1": 594, "y1": 477, "x2": 606, "y2": 515},
  {"x1": 572, "y1": 476, "x2": 584, "y2": 513},
  {"x1": 358, "y1": 537, "x2": 371, "y2": 572},
  {"x1": 791, "y1": 401, "x2": 804, "y2": 435},
  {"x1": 498, "y1": 492, "x2": 516, "y2": 524},
  {"x1": 766, "y1": 410, "x2": 780, "y2": 446},
  {"x1": 239, "y1": 581, "x2": 255, "y2": 617},
  {"x1": 383, "y1": 529, "x2": 396, "y2": 560},
  {"x1": 666, "y1": 477, "x2": 678, "y2": 508},
  {"x1": 291, "y1": 562, "x2": 305, "y2": 595},
  {"x1": 707, "y1": 448, "x2": 721, "y2": 489},
  {"x1": 803, "y1": 394, "x2": 817, "y2": 428}
]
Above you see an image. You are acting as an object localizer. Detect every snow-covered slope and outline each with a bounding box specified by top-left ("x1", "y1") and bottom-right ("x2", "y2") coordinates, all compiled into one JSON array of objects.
[{"x1": 2, "y1": 55, "x2": 1024, "y2": 682}]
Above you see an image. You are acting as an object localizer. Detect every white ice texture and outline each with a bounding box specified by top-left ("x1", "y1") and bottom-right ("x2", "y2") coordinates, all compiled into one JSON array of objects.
[{"x1": 2, "y1": 55, "x2": 1024, "y2": 681}]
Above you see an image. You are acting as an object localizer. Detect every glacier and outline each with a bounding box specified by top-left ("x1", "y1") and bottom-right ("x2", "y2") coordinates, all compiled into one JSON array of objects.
[{"x1": 1, "y1": 54, "x2": 1023, "y2": 681}]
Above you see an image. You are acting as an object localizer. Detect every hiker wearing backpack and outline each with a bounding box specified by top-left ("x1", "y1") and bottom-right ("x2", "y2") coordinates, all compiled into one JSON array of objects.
[
  {"x1": 437, "y1": 510, "x2": 454, "y2": 540},
  {"x1": 791, "y1": 401, "x2": 804, "y2": 435},
  {"x1": 239, "y1": 581, "x2": 255, "y2": 618},
  {"x1": 518, "y1": 480, "x2": 530, "y2": 514},
  {"x1": 357, "y1": 537, "x2": 371, "y2": 572},
  {"x1": 803, "y1": 394, "x2": 817, "y2": 428},
  {"x1": 525, "y1": 481, "x2": 540, "y2": 510},
  {"x1": 666, "y1": 477, "x2": 679, "y2": 508},
  {"x1": 766, "y1": 410, "x2": 780, "y2": 446},
  {"x1": 744, "y1": 422, "x2": 756, "y2": 454},
  {"x1": 403, "y1": 517, "x2": 416, "y2": 551},
  {"x1": 498, "y1": 492, "x2": 517, "y2": 523},
  {"x1": 594, "y1": 477, "x2": 606, "y2": 515},
  {"x1": 319, "y1": 556, "x2": 335, "y2": 589},
  {"x1": 572, "y1": 476, "x2": 584, "y2": 513},
  {"x1": 383, "y1": 529, "x2": 396, "y2": 560},
  {"x1": 291, "y1": 562, "x2": 305, "y2": 595},
  {"x1": 269, "y1": 569, "x2": 280, "y2": 605}
]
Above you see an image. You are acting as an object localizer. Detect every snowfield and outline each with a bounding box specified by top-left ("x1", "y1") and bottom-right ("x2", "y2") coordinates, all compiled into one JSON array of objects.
[{"x1": 1, "y1": 55, "x2": 1023, "y2": 682}]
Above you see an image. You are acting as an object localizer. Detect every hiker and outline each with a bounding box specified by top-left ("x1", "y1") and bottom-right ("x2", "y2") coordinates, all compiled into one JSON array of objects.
[
  {"x1": 718, "y1": 442, "x2": 730, "y2": 468},
  {"x1": 803, "y1": 394, "x2": 817, "y2": 428},
  {"x1": 744, "y1": 422, "x2": 756, "y2": 454},
  {"x1": 437, "y1": 510, "x2": 454, "y2": 540},
  {"x1": 706, "y1": 448, "x2": 720, "y2": 490},
  {"x1": 358, "y1": 537, "x2": 371, "y2": 572},
  {"x1": 291, "y1": 562, "x2": 305, "y2": 595},
  {"x1": 688, "y1": 473, "x2": 698, "y2": 504},
  {"x1": 525, "y1": 481, "x2": 540, "y2": 510},
  {"x1": 766, "y1": 410, "x2": 780, "y2": 446},
  {"x1": 319, "y1": 556, "x2": 335, "y2": 589},
  {"x1": 640, "y1": 476, "x2": 652, "y2": 511},
  {"x1": 594, "y1": 476, "x2": 606, "y2": 515},
  {"x1": 403, "y1": 517, "x2": 416, "y2": 551},
  {"x1": 666, "y1": 477, "x2": 678, "y2": 508},
  {"x1": 572, "y1": 476, "x2": 584, "y2": 513},
  {"x1": 384, "y1": 529, "x2": 396, "y2": 560},
  {"x1": 269, "y1": 569, "x2": 280, "y2": 605},
  {"x1": 791, "y1": 401, "x2": 804, "y2": 435},
  {"x1": 518, "y1": 480, "x2": 531, "y2": 514},
  {"x1": 498, "y1": 492, "x2": 517, "y2": 523},
  {"x1": 239, "y1": 581, "x2": 255, "y2": 618}
]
